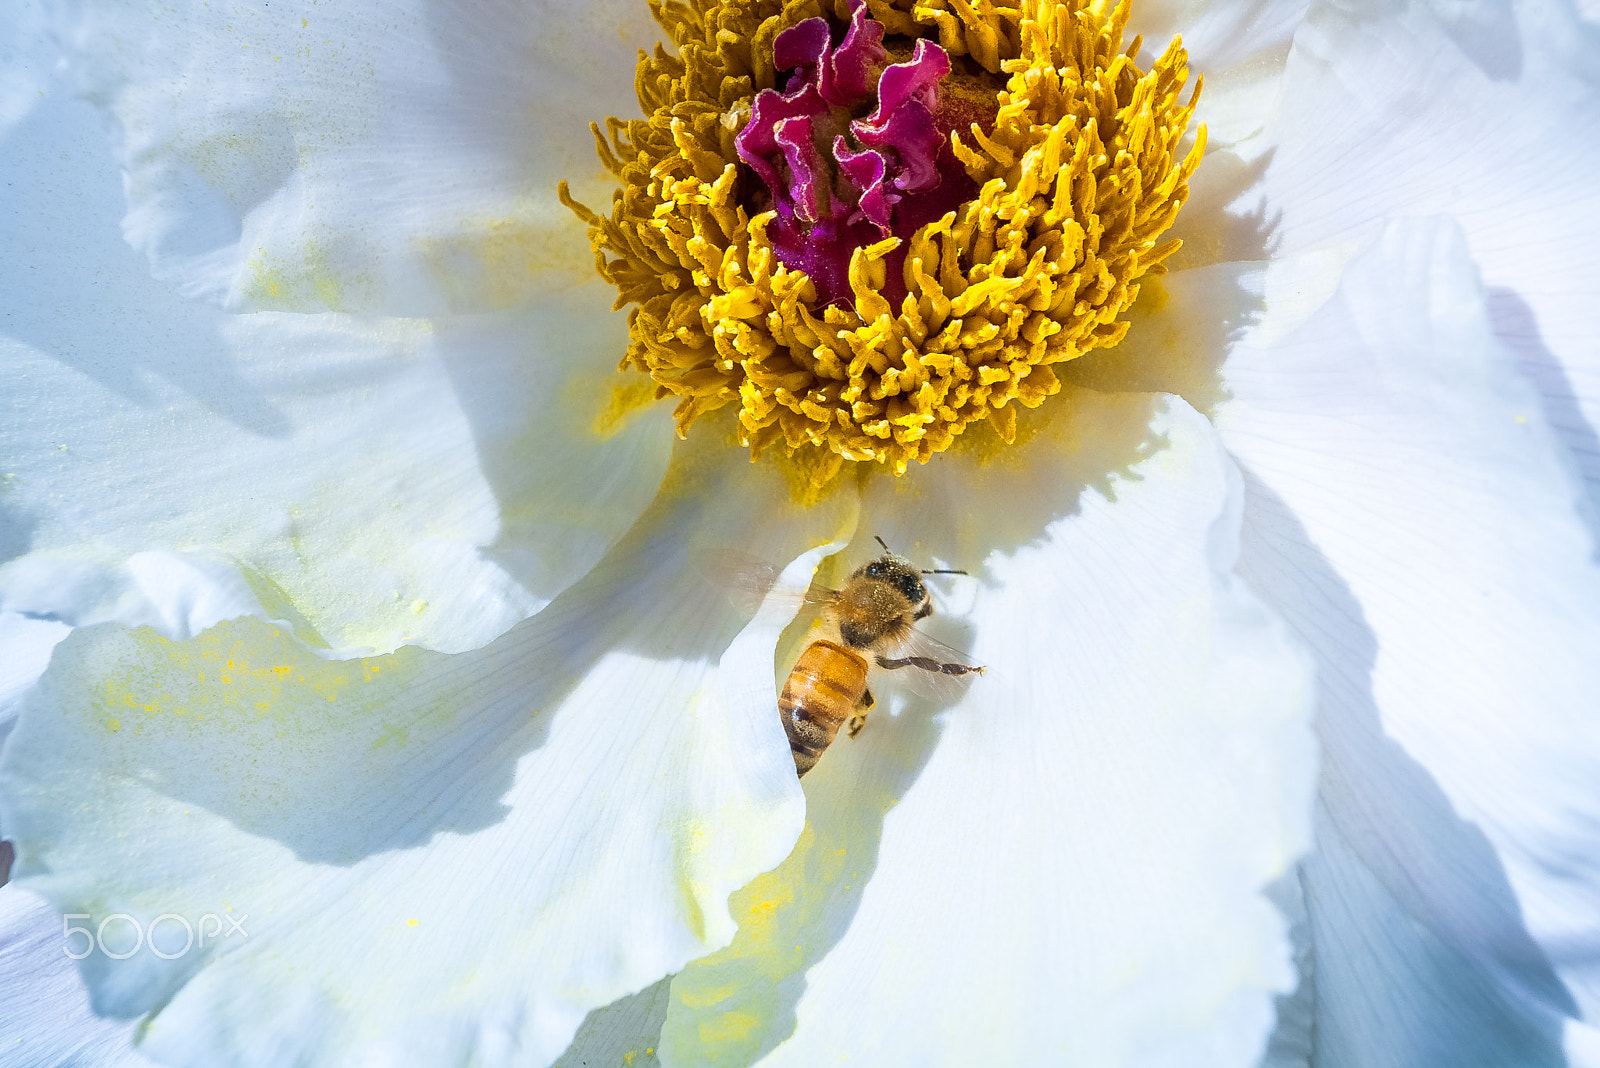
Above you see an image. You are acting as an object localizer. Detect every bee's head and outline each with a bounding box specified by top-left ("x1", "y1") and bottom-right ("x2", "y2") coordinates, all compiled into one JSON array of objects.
[{"x1": 860, "y1": 556, "x2": 928, "y2": 609}]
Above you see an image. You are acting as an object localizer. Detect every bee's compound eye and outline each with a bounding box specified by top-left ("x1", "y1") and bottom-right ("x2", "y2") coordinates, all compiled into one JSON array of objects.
[
  {"x1": 864, "y1": 562, "x2": 887, "y2": 578},
  {"x1": 894, "y1": 572, "x2": 927, "y2": 605}
]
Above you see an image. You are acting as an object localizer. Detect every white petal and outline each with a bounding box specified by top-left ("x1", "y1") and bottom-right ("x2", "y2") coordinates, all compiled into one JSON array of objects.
[
  {"x1": 658, "y1": 393, "x2": 1317, "y2": 1068},
  {"x1": 0, "y1": 886, "x2": 160, "y2": 1068},
  {"x1": 0, "y1": 432, "x2": 856, "y2": 1068},
  {"x1": 1132, "y1": 0, "x2": 1310, "y2": 71},
  {"x1": 1220, "y1": 217, "x2": 1600, "y2": 1050},
  {"x1": 1128, "y1": 0, "x2": 1309, "y2": 150},
  {"x1": 0, "y1": 613, "x2": 70, "y2": 723},
  {"x1": 0, "y1": 612, "x2": 71, "y2": 841},
  {"x1": 0, "y1": 95, "x2": 670, "y2": 655},
  {"x1": 42, "y1": 0, "x2": 661, "y2": 314},
  {"x1": 1256, "y1": 0, "x2": 1600, "y2": 510}
]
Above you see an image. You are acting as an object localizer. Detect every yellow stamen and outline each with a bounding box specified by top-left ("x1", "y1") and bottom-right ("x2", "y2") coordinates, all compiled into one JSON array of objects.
[{"x1": 562, "y1": 0, "x2": 1203, "y2": 488}]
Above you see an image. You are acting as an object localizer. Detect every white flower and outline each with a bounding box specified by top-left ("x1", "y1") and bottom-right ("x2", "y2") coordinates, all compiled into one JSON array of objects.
[{"x1": 0, "y1": 1, "x2": 1597, "y2": 1067}]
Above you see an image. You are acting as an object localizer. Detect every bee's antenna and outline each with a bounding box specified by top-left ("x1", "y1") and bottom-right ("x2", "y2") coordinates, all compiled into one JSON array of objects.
[{"x1": 876, "y1": 534, "x2": 967, "y2": 575}]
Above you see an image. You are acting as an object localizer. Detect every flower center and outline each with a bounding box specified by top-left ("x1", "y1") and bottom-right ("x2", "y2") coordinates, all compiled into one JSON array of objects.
[{"x1": 561, "y1": 0, "x2": 1204, "y2": 489}]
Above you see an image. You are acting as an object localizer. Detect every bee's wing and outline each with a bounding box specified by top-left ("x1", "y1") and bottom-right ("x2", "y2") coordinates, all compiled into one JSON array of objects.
[
  {"x1": 874, "y1": 627, "x2": 986, "y2": 703},
  {"x1": 695, "y1": 548, "x2": 836, "y2": 616}
]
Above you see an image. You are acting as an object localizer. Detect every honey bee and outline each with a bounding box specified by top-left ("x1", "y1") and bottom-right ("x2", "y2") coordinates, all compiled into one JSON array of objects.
[{"x1": 710, "y1": 537, "x2": 985, "y2": 776}]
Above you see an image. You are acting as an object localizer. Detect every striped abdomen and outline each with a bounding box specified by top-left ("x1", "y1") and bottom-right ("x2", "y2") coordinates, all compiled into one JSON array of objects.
[{"x1": 779, "y1": 640, "x2": 869, "y2": 777}]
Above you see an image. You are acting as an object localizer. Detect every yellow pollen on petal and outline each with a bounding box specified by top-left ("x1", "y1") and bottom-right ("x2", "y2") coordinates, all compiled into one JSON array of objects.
[{"x1": 562, "y1": 0, "x2": 1202, "y2": 492}]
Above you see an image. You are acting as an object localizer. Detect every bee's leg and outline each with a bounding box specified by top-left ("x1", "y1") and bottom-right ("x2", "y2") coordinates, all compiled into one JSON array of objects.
[
  {"x1": 847, "y1": 689, "x2": 873, "y2": 739},
  {"x1": 876, "y1": 655, "x2": 985, "y2": 677}
]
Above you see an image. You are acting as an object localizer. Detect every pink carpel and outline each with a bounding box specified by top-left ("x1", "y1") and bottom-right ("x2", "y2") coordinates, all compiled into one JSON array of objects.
[{"x1": 735, "y1": 0, "x2": 978, "y2": 309}]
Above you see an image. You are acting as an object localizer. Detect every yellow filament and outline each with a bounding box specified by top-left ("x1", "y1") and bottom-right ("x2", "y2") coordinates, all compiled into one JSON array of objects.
[{"x1": 562, "y1": 0, "x2": 1203, "y2": 485}]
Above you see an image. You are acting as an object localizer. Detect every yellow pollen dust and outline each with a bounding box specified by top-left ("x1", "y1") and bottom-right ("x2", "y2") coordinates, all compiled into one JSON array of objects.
[{"x1": 562, "y1": 0, "x2": 1203, "y2": 487}]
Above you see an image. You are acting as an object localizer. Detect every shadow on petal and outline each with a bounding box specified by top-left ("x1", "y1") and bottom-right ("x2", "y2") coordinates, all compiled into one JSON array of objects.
[
  {"x1": 0, "y1": 98, "x2": 291, "y2": 438},
  {"x1": 1426, "y1": 0, "x2": 1523, "y2": 82},
  {"x1": 545, "y1": 974, "x2": 671, "y2": 1068},
  {"x1": 1487, "y1": 285, "x2": 1600, "y2": 556},
  {"x1": 430, "y1": 295, "x2": 677, "y2": 610},
  {"x1": 1237, "y1": 471, "x2": 1575, "y2": 1066},
  {"x1": 0, "y1": 501, "x2": 35, "y2": 571}
]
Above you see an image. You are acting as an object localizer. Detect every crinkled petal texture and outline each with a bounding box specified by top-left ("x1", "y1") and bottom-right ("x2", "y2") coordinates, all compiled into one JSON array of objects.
[
  {"x1": 0, "y1": 92, "x2": 672, "y2": 655},
  {"x1": 0, "y1": 440, "x2": 857, "y2": 1068},
  {"x1": 1222, "y1": 217, "x2": 1600, "y2": 1064},
  {"x1": 657, "y1": 393, "x2": 1317, "y2": 1067},
  {"x1": 0, "y1": 887, "x2": 160, "y2": 1068},
  {"x1": 39, "y1": 0, "x2": 661, "y2": 314},
  {"x1": 1254, "y1": 0, "x2": 1600, "y2": 515}
]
